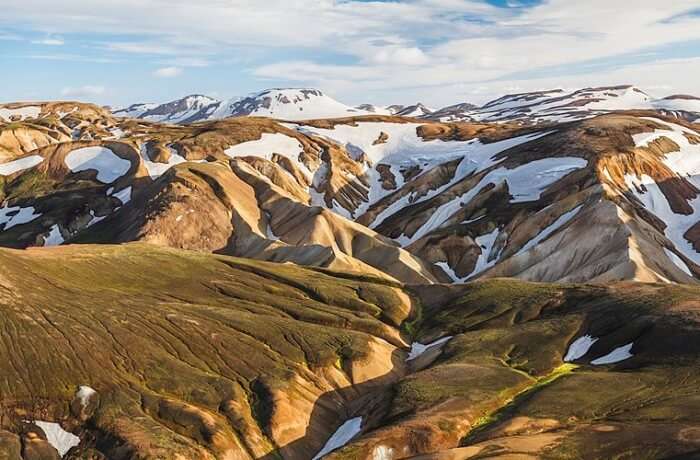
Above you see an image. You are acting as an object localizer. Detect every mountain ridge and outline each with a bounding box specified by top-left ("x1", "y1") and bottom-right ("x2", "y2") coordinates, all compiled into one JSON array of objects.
[{"x1": 109, "y1": 84, "x2": 700, "y2": 126}]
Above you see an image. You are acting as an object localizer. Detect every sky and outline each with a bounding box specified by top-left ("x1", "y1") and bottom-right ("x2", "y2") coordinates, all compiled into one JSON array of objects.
[{"x1": 2, "y1": 0, "x2": 700, "y2": 108}]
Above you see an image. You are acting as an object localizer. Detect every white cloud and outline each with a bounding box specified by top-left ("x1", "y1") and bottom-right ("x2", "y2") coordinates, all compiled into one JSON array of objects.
[
  {"x1": 153, "y1": 66, "x2": 183, "y2": 78},
  {"x1": 163, "y1": 57, "x2": 209, "y2": 67},
  {"x1": 61, "y1": 85, "x2": 105, "y2": 97},
  {"x1": 0, "y1": 31, "x2": 22, "y2": 41},
  {"x1": 2, "y1": 0, "x2": 700, "y2": 105},
  {"x1": 32, "y1": 37, "x2": 64, "y2": 46}
]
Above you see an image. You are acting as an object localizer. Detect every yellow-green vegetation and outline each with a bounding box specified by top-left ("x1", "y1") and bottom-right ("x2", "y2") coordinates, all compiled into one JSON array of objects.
[
  {"x1": 0, "y1": 243, "x2": 412, "y2": 459},
  {"x1": 326, "y1": 279, "x2": 700, "y2": 460},
  {"x1": 460, "y1": 363, "x2": 578, "y2": 445}
]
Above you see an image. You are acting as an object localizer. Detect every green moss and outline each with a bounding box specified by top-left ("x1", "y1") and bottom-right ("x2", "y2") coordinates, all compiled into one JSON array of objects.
[{"x1": 460, "y1": 363, "x2": 578, "y2": 445}]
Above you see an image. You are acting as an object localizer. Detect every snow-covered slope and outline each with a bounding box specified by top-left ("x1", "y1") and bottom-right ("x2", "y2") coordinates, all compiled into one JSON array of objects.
[
  {"x1": 211, "y1": 88, "x2": 367, "y2": 120},
  {"x1": 131, "y1": 95, "x2": 218, "y2": 124},
  {"x1": 354, "y1": 104, "x2": 399, "y2": 115},
  {"x1": 114, "y1": 89, "x2": 370, "y2": 123},
  {"x1": 396, "y1": 103, "x2": 433, "y2": 117},
  {"x1": 427, "y1": 85, "x2": 700, "y2": 124},
  {"x1": 113, "y1": 102, "x2": 158, "y2": 118}
]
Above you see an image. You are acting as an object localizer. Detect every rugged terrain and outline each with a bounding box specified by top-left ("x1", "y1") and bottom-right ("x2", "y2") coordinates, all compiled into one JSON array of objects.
[
  {"x1": 0, "y1": 244, "x2": 699, "y2": 459},
  {"x1": 1, "y1": 91, "x2": 700, "y2": 285},
  {"x1": 1, "y1": 86, "x2": 700, "y2": 459}
]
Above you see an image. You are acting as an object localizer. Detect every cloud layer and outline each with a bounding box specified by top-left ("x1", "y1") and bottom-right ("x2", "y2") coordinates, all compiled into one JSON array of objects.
[{"x1": 2, "y1": 0, "x2": 700, "y2": 104}]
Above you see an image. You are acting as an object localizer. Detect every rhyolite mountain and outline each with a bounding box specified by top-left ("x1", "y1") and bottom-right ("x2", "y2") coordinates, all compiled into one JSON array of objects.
[
  {"x1": 3, "y1": 87, "x2": 700, "y2": 284},
  {"x1": 1, "y1": 85, "x2": 700, "y2": 459}
]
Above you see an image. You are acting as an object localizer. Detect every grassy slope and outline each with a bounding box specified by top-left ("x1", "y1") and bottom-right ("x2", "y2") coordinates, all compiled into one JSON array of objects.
[
  {"x1": 1, "y1": 244, "x2": 699, "y2": 459},
  {"x1": 327, "y1": 279, "x2": 700, "y2": 459},
  {"x1": 0, "y1": 243, "x2": 411, "y2": 459}
]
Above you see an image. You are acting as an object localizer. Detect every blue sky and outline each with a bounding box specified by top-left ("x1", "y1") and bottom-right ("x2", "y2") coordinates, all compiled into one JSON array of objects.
[{"x1": 2, "y1": 0, "x2": 700, "y2": 108}]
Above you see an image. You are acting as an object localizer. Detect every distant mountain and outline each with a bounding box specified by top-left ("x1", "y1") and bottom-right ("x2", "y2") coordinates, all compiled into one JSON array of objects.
[
  {"x1": 114, "y1": 85, "x2": 700, "y2": 127},
  {"x1": 425, "y1": 102, "x2": 479, "y2": 122},
  {"x1": 354, "y1": 103, "x2": 404, "y2": 115},
  {"x1": 395, "y1": 103, "x2": 433, "y2": 117},
  {"x1": 653, "y1": 94, "x2": 700, "y2": 122},
  {"x1": 114, "y1": 89, "x2": 371, "y2": 124},
  {"x1": 211, "y1": 88, "x2": 368, "y2": 120},
  {"x1": 114, "y1": 95, "x2": 217, "y2": 124},
  {"x1": 425, "y1": 85, "x2": 699, "y2": 124},
  {"x1": 112, "y1": 102, "x2": 158, "y2": 118}
]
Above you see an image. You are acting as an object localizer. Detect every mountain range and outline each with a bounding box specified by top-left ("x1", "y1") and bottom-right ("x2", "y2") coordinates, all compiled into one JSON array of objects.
[
  {"x1": 1, "y1": 84, "x2": 700, "y2": 459},
  {"x1": 113, "y1": 85, "x2": 700, "y2": 125}
]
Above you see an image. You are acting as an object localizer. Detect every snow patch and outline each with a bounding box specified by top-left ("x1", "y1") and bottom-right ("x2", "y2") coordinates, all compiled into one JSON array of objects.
[
  {"x1": 0, "y1": 155, "x2": 43, "y2": 175},
  {"x1": 312, "y1": 416, "x2": 363, "y2": 459},
  {"x1": 591, "y1": 342, "x2": 634, "y2": 365},
  {"x1": 76, "y1": 385, "x2": 96, "y2": 407},
  {"x1": 111, "y1": 186, "x2": 132, "y2": 205},
  {"x1": 564, "y1": 335, "x2": 598, "y2": 362},
  {"x1": 33, "y1": 421, "x2": 80, "y2": 457},
  {"x1": 43, "y1": 225, "x2": 64, "y2": 246},
  {"x1": 407, "y1": 336, "x2": 453, "y2": 361},
  {"x1": 400, "y1": 156, "x2": 586, "y2": 245},
  {"x1": 0, "y1": 205, "x2": 41, "y2": 229},
  {"x1": 139, "y1": 144, "x2": 189, "y2": 178},
  {"x1": 434, "y1": 261, "x2": 461, "y2": 283},
  {"x1": 65, "y1": 146, "x2": 131, "y2": 183},
  {"x1": 664, "y1": 248, "x2": 693, "y2": 277},
  {"x1": 224, "y1": 133, "x2": 311, "y2": 180}
]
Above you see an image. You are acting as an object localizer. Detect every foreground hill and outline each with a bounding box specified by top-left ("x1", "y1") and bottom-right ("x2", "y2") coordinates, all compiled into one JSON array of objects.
[
  {"x1": 0, "y1": 244, "x2": 698, "y2": 459},
  {"x1": 1, "y1": 98, "x2": 700, "y2": 285}
]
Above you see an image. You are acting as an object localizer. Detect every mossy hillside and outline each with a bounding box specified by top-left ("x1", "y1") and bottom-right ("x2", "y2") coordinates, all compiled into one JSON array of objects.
[
  {"x1": 0, "y1": 243, "x2": 414, "y2": 458},
  {"x1": 330, "y1": 279, "x2": 700, "y2": 459}
]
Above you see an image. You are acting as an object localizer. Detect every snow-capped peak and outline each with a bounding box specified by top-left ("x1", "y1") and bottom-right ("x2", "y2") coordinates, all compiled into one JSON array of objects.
[
  {"x1": 211, "y1": 88, "x2": 367, "y2": 120},
  {"x1": 396, "y1": 103, "x2": 433, "y2": 117}
]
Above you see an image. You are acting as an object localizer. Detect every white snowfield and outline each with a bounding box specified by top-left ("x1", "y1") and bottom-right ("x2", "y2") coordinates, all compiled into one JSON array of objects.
[
  {"x1": 591, "y1": 342, "x2": 634, "y2": 365},
  {"x1": 215, "y1": 88, "x2": 368, "y2": 121},
  {"x1": 652, "y1": 97, "x2": 700, "y2": 114},
  {"x1": 624, "y1": 119, "x2": 700, "y2": 267},
  {"x1": 65, "y1": 146, "x2": 131, "y2": 183},
  {"x1": 32, "y1": 421, "x2": 80, "y2": 456},
  {"x1": 0, "y1": 205, "x2": 40, "y2": 229},
  {"x1": 399, "y1": 156, "x2": 587, "y2": 247},
  {"x1": 298, "y1": 121, "x2": 554, "y2": 224},
  {"x1": 0, "y1": 155, "x2": 44, "y2": 176},
  {"x1": 564, "y1": 335, "x2": 599, "y2": 362},
  {"x1": 224, "y1": 133, "x2": 311, "y2": 180},
  {"x1": 407, "y1": 336, "x2": 453, "y2": 361},
  {"x1": 312, "y1": 416, "x2": 363, "y2": 460},
  {"x1": 0, "y1": 105, "x2": 41, "y2": 121}
]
